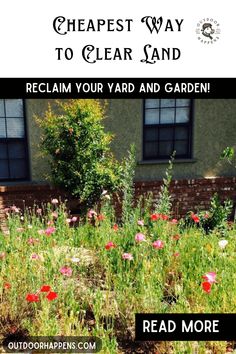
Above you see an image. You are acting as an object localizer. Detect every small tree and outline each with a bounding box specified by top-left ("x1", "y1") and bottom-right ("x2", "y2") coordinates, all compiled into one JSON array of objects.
[{"x1": 37, "y1": 100, "x2": 122, "y2": 208}]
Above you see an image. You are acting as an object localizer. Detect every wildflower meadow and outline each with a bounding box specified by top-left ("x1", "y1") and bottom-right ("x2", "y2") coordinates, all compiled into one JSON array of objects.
[{"x1": 0, "y1": 193, "x2": 235, "y2": 353}]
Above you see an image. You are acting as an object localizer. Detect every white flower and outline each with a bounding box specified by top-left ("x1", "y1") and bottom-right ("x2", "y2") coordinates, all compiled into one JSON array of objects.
[
  {"x1": 218, "y1": 240, "x2": 228, "y2": 249},
  {"x1": 71, "y1": 257, "x2": 80, "y2": 263}
]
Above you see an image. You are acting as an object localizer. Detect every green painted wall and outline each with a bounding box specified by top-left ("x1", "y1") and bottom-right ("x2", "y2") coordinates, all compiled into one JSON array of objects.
[{"x1": 25, "y1": 99, "x2": 236, "y2": 182}]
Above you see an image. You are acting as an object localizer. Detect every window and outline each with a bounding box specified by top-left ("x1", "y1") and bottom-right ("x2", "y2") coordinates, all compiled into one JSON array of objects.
[
  {"x1": 0, "y1": 99, "x2": 29, "y2": 180},
  {"x1": 143, "y1": 99, "x2": 193, "y2": 160}
]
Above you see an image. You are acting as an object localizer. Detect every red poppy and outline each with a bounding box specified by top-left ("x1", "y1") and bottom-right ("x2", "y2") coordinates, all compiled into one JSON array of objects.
[
  {"x1": 150, "y1": 213, "x2": 159, "y2": 221},
  {"x1": 113, "y1": 224, "x2": 119, "y2": 231},
  {"x1": 191, "y1": 213, "x2": 200, "y2": 223},
  {"x1": 105, "y1": 241, "x2": 116, "y2": 250},
  {"x1": 172, "y1": 234, "x2": 180, "y2": 241},
  {"x1": 201, "y1": 281, "x2": 212, "y2": 293},
  {"x1": 4, "y1": 282, "x2": 11, "y2": 289},
  {"x1": 40, "y1": 285, "x2": 51, "y2": 293},
  {"x1": 26, "y1": 293, "x2": 39, "y2": 302},
  {"x1": 97, "y1": 214, "x2": 105, "y2": 221},
  {"x1": 46, "y1": 291, "x2": 58, "y2": 301},
  {"x1": 160, "y1": 214, "x2": 169, "y2": 220}
]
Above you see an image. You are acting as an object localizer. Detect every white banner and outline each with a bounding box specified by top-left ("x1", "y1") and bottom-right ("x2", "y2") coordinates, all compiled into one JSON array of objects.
[{"x1": 0, "y1": 0, "x2": 234, "y2": 77}]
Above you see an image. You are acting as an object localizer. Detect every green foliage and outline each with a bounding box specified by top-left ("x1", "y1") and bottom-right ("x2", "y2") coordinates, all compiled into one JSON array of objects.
[
  {"x1": 36, "y1": 100, "x2": 122, "y2": 207},
  {"x1": 1, "y1": 199, "x2": 236, "y2": 354},
  {"x1": 155, "y1": 152, "x2": 175, "y2": 216},
  {"x1": 220, "y1": 146, "x2": 236, "y2": 169},
  {"x1": 184, "y1": 194, "x2": 233, "y2": 234},
  {"x1": 202, "y1": 194, "x2": 233, "y2": 234},
  {"x1": 120, "y1": 144, "x2": 136, "y2": 223}
]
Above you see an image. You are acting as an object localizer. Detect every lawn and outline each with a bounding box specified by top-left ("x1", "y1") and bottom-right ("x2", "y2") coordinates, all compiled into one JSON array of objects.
[{"x1": 0, "y1": 198, "x2": 235, "y2": 353}]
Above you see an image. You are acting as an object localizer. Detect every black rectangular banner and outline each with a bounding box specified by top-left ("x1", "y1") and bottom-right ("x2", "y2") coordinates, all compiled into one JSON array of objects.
[
  {"x1": 0, "y1": 78, "x2": 236, "y2": 98},
  {"x1": 135, "y1": 314, "x2": 236, "y2": 341}
]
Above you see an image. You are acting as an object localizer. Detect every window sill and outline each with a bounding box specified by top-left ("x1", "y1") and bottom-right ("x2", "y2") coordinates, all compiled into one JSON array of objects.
[{"x1": 138, "y1": 158, "x2": 197, "y2": 165}]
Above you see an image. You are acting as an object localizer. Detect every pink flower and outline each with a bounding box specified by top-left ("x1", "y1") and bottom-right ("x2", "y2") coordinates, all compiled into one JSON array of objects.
[
  {"x1": 152, "y1": 240, "x2": 164, "y2": 249},
  {"x1": 51, "y1": 198, "x2": 59, "y2": 204},
  {"x1": 71, "y1": 216, "x2": 78, "y2": 223},
  {"x1": 137, "y1": 220, "x2": 144, "y2": 226},
  {"x1": 27, "y1": 238, "x2": 39, "y2": 245},
  {"x1": 202, "y1": 272, "x2": 217, "y2": 284},
  {"x1": 30, "y1": 253, "x2": 40, "y2": 260},
  {"x1": 59, "y1": 266, "x2": 73, "y2": 277},
  {"x1": 11, "y1": 205, "x2": 20, "y2": 213},
  {"x1": 0, "y1": 252, "x2": 6, "y2": 259},
  {"x1": 87, "y1": 209, "x2": 97, "y2": 218},
  {"x1": 171, "y1": 219, "x2": 178, "y2": 224},
  {"x1": 122, "y1": 253, "x2": 133, "y2": 261},
  {"x1": 36, "y1": 208, "x2": 42, "y2": 215},
  {"x1": 202, "y1": 281, "x2": 212, "y2": 293},
  {"x1": 51, "y1": 211, "x2": 58, "y2": 219},
  {"x1": 105, "y1": 241, "x2": 116, "y2": 250},
  {"x1": 37, "y1": 229, "x2": 45, "y2": 235},
  {"x1": 135, "y1": 233, "x2": 146, "y2": 243},
  {"x1": 45, "y1": 227, "x2": 56, "y2": 236}
]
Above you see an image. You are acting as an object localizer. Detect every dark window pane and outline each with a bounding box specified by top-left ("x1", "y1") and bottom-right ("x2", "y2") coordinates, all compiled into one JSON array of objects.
[
  {"x1": 176, "y1": 108, "x2": 189, "y2": 123},
  {"x1": 9, "y1": 159, "x2": 27, "y2": 179},
  {"x1": 0, "y1": 100, "x2": 5, "y2": 117},
  {"x1": 143, "y1": 99, "x2": 192, "y2": 160},
  {"x1": 0, "y1": 118, "x2": 6, "y2": 138},
  {"x1": 5, "y1": 99, "x2": 23, "y2": 118},
  {"x1": 145, "y1": 99, "x2": 159, "y2": 109},
  {"x1": 144, "y1": 142, "x2": 158, "y2": 158},
  {"x1": 8, "y1": 141, "x2": 26, "y2": 159},
  {"x1": 145, "y1": 127, "x2": 158, "y2": 141},
  {"x1": 161, "y1": 99, "x2": 175, "y2": 108},
  {"x1": 6, "y1": 118, "x2": 25, "y2": 138},
  {"x1": 159, "y1": 141, "x2": 173, "y2": 156},
  {"x1": 0, "y1": 143, "x2": 7, "y2": 158},
  {"x1": 175, "y1": 140, "x2": 188, "y2": 155},
  {"x1": 175, "y1": 126, "x2": 188, "y2": 140},
  {"x1": 145, "y1": 109, "x2": 159, "y2": 124},
  {"x1": 159, "y1": 127, "x2": 174, "y2": 141},
  {"x1": 0, "y1": 160, "x2": 9, "y2": 179},
  {"x1": 176, "y1": 99, "x2": 191, "y2": 107},
  {"x1": 160, "y1": 108, "x2": 175, "y2": 124}
]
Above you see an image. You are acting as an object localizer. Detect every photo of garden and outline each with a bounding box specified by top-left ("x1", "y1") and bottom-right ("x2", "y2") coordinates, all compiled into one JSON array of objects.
[{"x1": 0, "y1": 99, "x2": 235, "y2": 353}]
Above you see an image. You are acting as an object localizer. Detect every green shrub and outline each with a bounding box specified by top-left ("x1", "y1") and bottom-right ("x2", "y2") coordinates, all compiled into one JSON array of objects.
[
  {"x1": 37, "y1": 100, "x2": 122, "y2": 208},
  {"x1": 184, "y1": 194, "x2": 233, "y2": 234},
  {"x1": 155, "y1": 152, "x2": 175, "y2": 216}
]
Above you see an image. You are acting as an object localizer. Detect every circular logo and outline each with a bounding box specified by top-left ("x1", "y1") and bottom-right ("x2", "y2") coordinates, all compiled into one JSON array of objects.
[{"x1": 195, "y1": 18, "x2": 221, "y2": 44}]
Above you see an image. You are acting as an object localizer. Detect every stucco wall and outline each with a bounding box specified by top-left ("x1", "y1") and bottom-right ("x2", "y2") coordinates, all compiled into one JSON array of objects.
[
  {"x1": 105, "y1": 99, "x2": 236, "y2": 180},
  {"x1": 25, "y1": 99, "x2": 55, "y2": 181},
  {"x1": 25, "y1": 99, "x2": 236, "y2": 182}
]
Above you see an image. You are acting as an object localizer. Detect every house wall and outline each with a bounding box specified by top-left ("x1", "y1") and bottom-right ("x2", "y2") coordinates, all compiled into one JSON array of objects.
[
  {"x1": 24, "y1": 99, "x2": 236, "y2": 182},
  {"x1": 105, "y1": 99, "x2": 236, "y2": 180}
]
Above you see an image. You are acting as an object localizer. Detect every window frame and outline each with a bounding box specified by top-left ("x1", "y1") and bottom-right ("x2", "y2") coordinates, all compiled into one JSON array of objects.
[
  {"x1": 0, "y1": 99, "x2": 30, "y2": 181},
  {"x1": 142, "y1": 99, "x2": 194, "y2": 161}
]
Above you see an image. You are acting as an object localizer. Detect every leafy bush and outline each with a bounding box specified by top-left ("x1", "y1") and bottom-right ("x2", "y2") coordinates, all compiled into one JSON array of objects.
[
  {"x1": 37, "y1": 100, "x2": 122, "y2": 208},
  {"x1": 155, "y1": 152, "x2": 175, "y2": 216},
  {"x1": 184, "y1": 194, "x2": 233, "y2": 234},
  {"x1": 120, "y1": 144, "x2": 136, "y2": 223}
]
